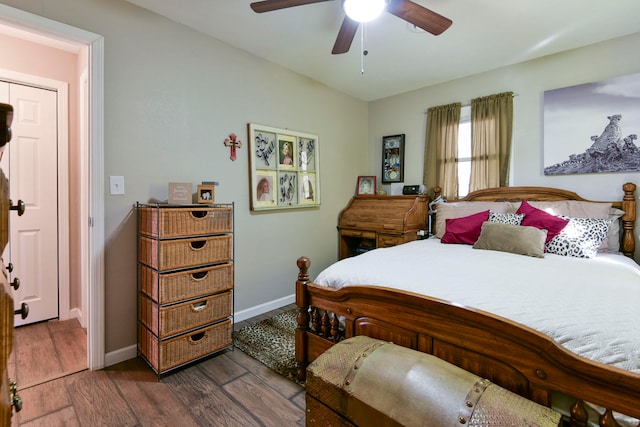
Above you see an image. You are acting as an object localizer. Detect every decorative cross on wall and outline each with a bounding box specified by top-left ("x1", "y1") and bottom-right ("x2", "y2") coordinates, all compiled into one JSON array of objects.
[{"x1": 224, "y1": 133, "x2": 242, "y2": 161}]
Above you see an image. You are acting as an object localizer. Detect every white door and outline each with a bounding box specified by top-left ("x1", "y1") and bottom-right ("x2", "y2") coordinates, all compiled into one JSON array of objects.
[{"x1": 0, "y1": 81, "x2": 59, "y2": 326}]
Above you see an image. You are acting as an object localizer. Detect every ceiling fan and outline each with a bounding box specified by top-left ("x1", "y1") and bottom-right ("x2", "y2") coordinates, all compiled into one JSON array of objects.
[{"x1": 250, "y1": 0, "x2": 453, "y2": 54}]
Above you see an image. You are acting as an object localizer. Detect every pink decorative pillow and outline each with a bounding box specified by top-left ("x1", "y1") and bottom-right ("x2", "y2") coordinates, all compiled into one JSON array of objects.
[
  {"x1": 441, "y1": 210, "x2": 490, "y2": 244},
  {"x1": 516, "y1": 200, "x2": 569, "y2": 243}
]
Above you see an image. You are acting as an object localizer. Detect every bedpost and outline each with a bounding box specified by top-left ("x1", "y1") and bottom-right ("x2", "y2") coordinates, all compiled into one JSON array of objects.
[
  {"x1": 621, "y1": 182, "x2": 636, "y2": 259},
  {"x1": 295, "y1": 256, "x2": 311, "y2": 382}
]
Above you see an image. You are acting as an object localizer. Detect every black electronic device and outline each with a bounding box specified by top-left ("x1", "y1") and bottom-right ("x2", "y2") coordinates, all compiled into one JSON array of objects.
[{"x1": 402, "y1": 185, "x2": 420, "y2": 195}]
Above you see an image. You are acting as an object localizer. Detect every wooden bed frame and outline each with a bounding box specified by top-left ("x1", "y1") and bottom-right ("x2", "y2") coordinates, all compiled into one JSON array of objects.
[{"x1": 295, "y1": 183, "x2": 638, "y2": 427}]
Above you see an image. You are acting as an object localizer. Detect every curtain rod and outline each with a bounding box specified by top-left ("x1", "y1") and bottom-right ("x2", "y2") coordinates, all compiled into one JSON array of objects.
[{"x1": 423, "y1": 93, "x2": 518, "y2": 113}]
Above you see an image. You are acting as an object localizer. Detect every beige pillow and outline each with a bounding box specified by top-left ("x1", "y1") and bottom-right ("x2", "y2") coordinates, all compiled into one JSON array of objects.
[
  {"x1": 435, "y1": 202, "x2": 515, "y2": 238},
  {"x1": 473, "y1": 222, "x2": 548, "y2": 258},
  {"x1": 525, "y1": 200, "x2": 611, "y2": 219}
]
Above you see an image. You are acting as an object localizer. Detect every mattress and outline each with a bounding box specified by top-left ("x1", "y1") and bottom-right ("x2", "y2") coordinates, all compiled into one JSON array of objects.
[{"x1": 315, "y1": 238, "x2": 640, "y2": 375}]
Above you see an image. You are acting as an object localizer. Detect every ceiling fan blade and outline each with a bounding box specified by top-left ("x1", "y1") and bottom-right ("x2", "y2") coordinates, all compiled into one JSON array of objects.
[
  {"x1": 386, "y1": 0, "x2": 452, "y2": 35},
  {"x1": 250, "y1": 0, "x2": 332, "y2": 13},
  {"x1": 332, "y1": 16, "x2": 359, "y2": 54}
]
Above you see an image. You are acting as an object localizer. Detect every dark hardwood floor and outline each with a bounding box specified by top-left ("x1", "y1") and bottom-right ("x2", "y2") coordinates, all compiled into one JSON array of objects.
[{"x1": 10, "y1": 304, "x2": 304, "y2": 426}]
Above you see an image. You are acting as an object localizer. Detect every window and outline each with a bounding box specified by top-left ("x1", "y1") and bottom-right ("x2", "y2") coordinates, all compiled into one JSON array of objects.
[{"x1": 457, "y1": 105, "x2": 471, "y2": 197}]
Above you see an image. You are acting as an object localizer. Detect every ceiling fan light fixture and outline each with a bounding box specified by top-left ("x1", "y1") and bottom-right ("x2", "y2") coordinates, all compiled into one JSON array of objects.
[{"x1": 343, "y1": 0, "x2": 386, "y2": 23}]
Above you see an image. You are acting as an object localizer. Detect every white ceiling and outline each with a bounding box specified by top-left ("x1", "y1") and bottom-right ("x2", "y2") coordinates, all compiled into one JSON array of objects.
[{"x1": 124, "y1": 0, "x2": 640, "y2": 101}]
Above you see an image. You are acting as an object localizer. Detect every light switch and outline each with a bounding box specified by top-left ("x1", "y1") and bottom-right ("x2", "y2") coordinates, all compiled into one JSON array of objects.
[{"x1": 110, "y1": 176, "x2": 125, "y2": 195}]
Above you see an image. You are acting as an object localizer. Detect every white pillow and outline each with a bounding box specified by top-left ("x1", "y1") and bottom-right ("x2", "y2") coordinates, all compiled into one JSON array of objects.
[
  {"x1": 516, "y1": 201, "x2": 614, "y2": 251},
  {"x1": 545, "y1": 217, "x2": 613, "y2": 258},
  {"x1": 488, "y1": 211, "x2": 524, "y2": 225},
  {"x1": 605, "y1": 208, "x2": 625, "y2": 253}
]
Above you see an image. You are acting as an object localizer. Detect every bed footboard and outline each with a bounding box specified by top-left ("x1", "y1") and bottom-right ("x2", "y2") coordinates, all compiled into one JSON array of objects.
[{"x1": 295, "y1": 256, "x2": 640, "y2": 426}]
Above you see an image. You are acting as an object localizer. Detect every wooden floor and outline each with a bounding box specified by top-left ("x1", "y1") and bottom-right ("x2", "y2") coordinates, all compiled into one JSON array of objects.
[
  {"x1": 9, "y1": 304, "x2": 305, "y2": 426},
  {"x1": 8, "y1": 318, "x2": 87, "y2": 389}
]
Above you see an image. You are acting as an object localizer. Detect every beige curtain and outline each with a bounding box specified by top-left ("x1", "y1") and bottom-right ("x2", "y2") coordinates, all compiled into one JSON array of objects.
[
  {"x1": 469, "y1": 92, "x2": 513, "y2": 192},
  {"x1": 423, "y1": 102, "x2": 461, "y2": 200}
]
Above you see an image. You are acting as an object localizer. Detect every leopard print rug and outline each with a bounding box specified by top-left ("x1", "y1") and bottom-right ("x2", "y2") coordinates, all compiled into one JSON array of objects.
[{"x1": 233, "y1": 309, "x2": 301, "y2": 384}]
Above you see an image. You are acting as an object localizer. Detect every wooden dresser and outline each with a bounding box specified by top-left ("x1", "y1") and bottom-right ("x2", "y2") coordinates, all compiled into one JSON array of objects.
[
  {"x1": 338, "y1": 195, "x2": 428, "y2": 259},
  {"x1": 137, "y1": 203, "x2": 234, "y2": 376}
]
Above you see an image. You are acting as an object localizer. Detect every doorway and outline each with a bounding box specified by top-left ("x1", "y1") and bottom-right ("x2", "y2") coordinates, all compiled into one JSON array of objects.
[
  {"x1": 0, "y1": 4, "x2": 105, "y2": 371},
  {"x1": 0, "y1": 79, "x2": 66, "y2": 327}
]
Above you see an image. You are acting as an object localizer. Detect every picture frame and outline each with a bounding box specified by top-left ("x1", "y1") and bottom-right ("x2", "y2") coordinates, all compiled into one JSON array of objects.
[
  {"x1": 248, "y1": 123, "x2": 320, "y2": 211},
  {"x1": 356, "y1": 176, "x2": 376, "y2": 196},
  {"x1": 168, "y1": 182, "x2": 193, "y2": 204},
  {"x1": 254, "y1": 170, "x2": 277, "y2": 208},
  {"x1": 543, "y1": 72, "x2": 640, "y2": 175},
  {"x1": 299, "y1": 172, "x2": 317, "y2": 205},
  {"x1": 382, "y1": 134, "x2": 405, "y2": 184},
  {"x1": 197, "y1": 184, "x2": 215, "y2": 204}
]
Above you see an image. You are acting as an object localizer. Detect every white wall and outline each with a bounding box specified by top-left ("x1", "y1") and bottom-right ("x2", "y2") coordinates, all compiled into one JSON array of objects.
[
  {"x1": 369, "y1": 32, "x2": 640, "y2": 257},
  {"x1": 0, "y1": 0, "x2": 369, "y2": 354}
]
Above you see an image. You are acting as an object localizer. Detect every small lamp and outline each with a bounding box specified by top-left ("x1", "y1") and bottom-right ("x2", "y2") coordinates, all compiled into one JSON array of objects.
[{"x1": 343, "y1": 0, "x2": 386, "y2": 23}]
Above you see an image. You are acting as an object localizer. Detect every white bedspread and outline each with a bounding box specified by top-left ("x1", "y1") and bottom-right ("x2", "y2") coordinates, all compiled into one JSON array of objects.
[{"x1": 315, "y1": 239, "x2": 640, "y2": 374}]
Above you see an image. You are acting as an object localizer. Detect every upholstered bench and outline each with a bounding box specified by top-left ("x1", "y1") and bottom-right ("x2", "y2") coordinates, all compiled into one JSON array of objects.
[{"x1": 306, "y1": 336, "x2": 561, "y2": 426}]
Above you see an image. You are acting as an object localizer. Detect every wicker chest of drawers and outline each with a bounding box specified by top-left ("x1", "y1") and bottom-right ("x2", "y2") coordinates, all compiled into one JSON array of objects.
[{"x1": 137, "y1": 203, "x2": 234, "y2": 375}]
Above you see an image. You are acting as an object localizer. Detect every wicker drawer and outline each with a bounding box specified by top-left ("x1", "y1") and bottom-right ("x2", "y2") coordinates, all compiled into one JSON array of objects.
[
  {"x1": 140, "y1": 263, "x2": 233, "y2": 304},
  {"x1": 140, "y1": 291, "x2": 232, "y2": 338},
  {"x1": 138, "y1": 206, "x2": 233, "y2": 238},
  {"x1": 139, "y1": 319, "x2": 232, "y2": 374},
  {"x1": 139, "y1": 234, "x2": 232, "y2": 271}
]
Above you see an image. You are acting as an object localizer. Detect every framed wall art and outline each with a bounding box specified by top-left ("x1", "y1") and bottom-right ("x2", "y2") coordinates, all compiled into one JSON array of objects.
[
  {"x1": 382, "y1": 134, "x2": 405, "y2": 183},
  {"x1": 248, "y1": 123, "x2": 320, "y2": 211},
  {"x1": 543, "y1": 72, "x2": 640, "y2": 175}
]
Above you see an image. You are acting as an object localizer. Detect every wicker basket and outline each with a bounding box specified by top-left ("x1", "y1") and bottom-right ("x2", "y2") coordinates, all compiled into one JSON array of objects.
[
  {"x1": 140, "y1": 263, "x2": 233, "y2": 304},
  {"x1": 138, "y1": 206, "x2": 232, "y2": 238},
  {"x1": 140, "y1": 291, "x2": 232, "y2": 338},
  {"x1": 139, "y1": 234, "x2": 232, "y2": 271},
  {"x1": 139, "y1": 319, "x2": 232, "y2": 374}
]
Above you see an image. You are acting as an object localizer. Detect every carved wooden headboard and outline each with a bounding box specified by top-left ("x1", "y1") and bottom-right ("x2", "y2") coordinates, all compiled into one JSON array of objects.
[{"x1": 433, "y1": 183, "x2": 637, "y2": 258}]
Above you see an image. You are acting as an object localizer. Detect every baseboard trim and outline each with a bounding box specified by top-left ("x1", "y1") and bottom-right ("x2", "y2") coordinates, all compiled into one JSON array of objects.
[
  {"x1": 234, "y1": 294, "x2": 295, "y2": 322},
  {"x1": 104, "y1": 294, "x2": 295, "y2": 367},
  {"x1": 70, "y1": 307, "x2": 86, "y2": 329},
  {"x1": 105, "y1": 344, "x2": 137, "y2": 368}
]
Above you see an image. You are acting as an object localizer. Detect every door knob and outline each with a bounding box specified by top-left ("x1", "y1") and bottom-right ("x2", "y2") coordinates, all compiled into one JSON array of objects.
[
  {"x1": 14, "y1": 302, "x2": 28, "y2": 319},
  {"x1": 9, "y1": 380, "x2": 22, "y2": 412},
  {"x1": 9, "y1": 199, "x2": 25, "y2": 216},
  {"x1": 10, "y1": 277, "x2": 19, "y2": 290},
  {"x1": 6, "y1": 262, "x2": 12, "y2": 272}
]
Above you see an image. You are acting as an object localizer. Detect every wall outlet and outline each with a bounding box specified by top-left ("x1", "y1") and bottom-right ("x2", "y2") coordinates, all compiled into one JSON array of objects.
[{"x1": 110, "y1": 176, "x2": 125, "y2": 195}]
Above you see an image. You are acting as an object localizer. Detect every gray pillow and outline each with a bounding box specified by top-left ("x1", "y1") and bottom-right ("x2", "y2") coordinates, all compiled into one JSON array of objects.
[{"x1": 473, "y1": 222, "x2": 547, "y2": 258}]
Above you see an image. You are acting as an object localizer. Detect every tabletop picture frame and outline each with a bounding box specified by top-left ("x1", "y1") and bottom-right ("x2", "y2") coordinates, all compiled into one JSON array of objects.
[
  {"x1": 356, "y1": 176, "x2": 376, "y2": 196},
  {"x1": 382, "y1": 134, "x2": 405, "y2": 184},
  {"x1": 248, "y1": 123, "x2": 320, "y2": 211},
  {"x1": 197, "y1": 184, "x2": 215, "y2": 203}
]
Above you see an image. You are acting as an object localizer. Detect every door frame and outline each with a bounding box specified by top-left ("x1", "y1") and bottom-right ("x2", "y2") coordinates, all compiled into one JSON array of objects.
[
  {"x1": 0, "y1": 4, "x2": 105, "y2": 370},
  {"x1": 0, "y1": 71, "x2": 70, "y2": 325}
]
